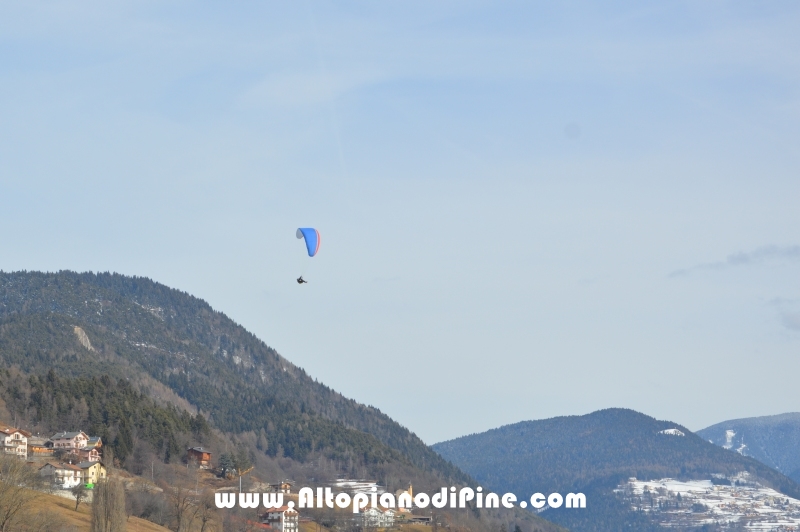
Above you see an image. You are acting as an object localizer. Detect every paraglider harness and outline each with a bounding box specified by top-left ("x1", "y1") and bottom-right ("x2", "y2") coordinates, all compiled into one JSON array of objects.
[{"x1": 297, "y1": 276, "x2": 307, "y2": 284}]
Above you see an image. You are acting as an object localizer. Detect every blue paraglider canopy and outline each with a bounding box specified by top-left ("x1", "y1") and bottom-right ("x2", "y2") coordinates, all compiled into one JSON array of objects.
[{"x1": 296, "y1": 228, "x2": 320, "y2": 257}]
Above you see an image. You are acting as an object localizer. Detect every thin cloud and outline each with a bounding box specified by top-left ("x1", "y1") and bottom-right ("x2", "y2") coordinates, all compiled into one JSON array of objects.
[
  {"x1": 238, "y1": 69, "x2": 384, "y2": 108},
  {"x1": 780, "y1": 312, "x2": 800, "y2": 331},
  {"x1": 669, "y1": 245, "x2": 800, "y2": 278},
  {"x1": 770, "y1": 298, "x2": 800, "y2": 332}
]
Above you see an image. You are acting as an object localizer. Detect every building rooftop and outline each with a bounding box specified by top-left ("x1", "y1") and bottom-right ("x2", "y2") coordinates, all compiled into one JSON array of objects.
[
  {"x1": 264, "y1": 506, "x2": 297, "y2": 514},
  {"x1": 51, "y1": 431, "x2": 87, "y2": 440},
  {"x1": 0, "y1": 427, "x2": 31, "y2": 437},
  {"x1": 40, "y1": 462, "x2": 83, "y2": 471}
]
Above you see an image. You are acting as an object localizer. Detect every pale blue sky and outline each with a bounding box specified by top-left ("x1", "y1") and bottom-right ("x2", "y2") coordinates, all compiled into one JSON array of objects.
[{"x1": 2, "y1": 1, "x2": 799, "y2": 443}]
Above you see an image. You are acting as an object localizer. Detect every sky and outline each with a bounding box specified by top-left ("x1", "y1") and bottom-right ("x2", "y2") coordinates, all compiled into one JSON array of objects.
[{"x1": 1, "y1": 1, "x2": 799, "y2": 444}]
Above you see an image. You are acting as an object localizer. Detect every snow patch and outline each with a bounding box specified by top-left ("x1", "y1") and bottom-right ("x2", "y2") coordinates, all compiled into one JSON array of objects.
[
  {"x1": 723, "y1": 429, "x2": 735, "y2": 449},
  {"x1": 618, "y1": 473, "x2": 800, "y2": 530},
  {"x1": 334, "y1": 479, "x2": 386, "y2": 495},
  {"x1": 659, "y1": 428, "x2": 685, "y2": 436}
]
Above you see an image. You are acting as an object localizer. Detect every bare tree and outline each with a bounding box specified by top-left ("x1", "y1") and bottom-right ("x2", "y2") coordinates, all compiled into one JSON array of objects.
[
  {"x1": 71, "y1": 482, "x2": 88, "y2": 511},
  {"x1": 0, "y1": 455, "x2": 45, "y2": 532},
  {"x1": 197, "y1": 489, "x2": 220, "y2": 532},
  {"x1": 165, "y1": 482, "x2": 199, "y2": 532},
  {"x1": 90, "y1": 478, "x2": 127, "y2": 532}
]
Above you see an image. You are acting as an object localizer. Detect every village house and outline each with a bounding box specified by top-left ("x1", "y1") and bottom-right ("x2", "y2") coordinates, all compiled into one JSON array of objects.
[
  {"x1": 0, "y1": 427, "x2": 30, "y2": 459},
  {"x1": 269, "y1": 481, "x2": 293, "y2": 494},
  {"x1": 27, "y1": 436, "x2": 54, "y2": 458},
  {"x1": 78, "y1": 461, "x2": 107, "y2": 485},
  {"x1": 187, "y1": 447, "x2": 212, "y2": 468},
  {"x1": 51, "y1": 431, "x2": 89, "y2": 451},
  {"x1": 38, "y1": 462, "x2": 83, "y2": 489},
  {"x1": 79, "y1": 437, "x2": 102, "y2": 462},
  {"x1": 261, "y1": 505, "x2": 299, "y2": 532},
  {"x1": 362, "y1": 507, "x2": 396, "y2": 528}
]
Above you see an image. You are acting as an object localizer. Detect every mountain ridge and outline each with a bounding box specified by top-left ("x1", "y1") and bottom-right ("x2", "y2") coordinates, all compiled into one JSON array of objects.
[
  {"x1": 433, "y1": 408, "x2": 800, "y2": 532},
  {"x1": 697, "y1": 412, "x2": 800, "y2": 484}
]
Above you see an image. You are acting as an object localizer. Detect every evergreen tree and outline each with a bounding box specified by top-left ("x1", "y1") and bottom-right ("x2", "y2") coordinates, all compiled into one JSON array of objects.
[
  {"x1": 218, "y1": 453, "x2": 235, "y2": 476},
  {"x1": 114, "y1": 418, "x2": 133, "y2": 462}
]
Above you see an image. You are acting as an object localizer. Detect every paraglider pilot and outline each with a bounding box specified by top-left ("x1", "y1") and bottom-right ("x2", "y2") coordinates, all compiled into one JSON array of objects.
[{"x1": 295, "y1": 228, "x2": 319, "y2": 285}]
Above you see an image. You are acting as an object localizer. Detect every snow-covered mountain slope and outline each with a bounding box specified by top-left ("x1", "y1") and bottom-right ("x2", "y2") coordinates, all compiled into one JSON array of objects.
[
  {"x1": 698, "y1": 413, "x2": 800, "y2": 484},
  {"x1": 618, "y1": 472, "x2": 800, "y2": 531},
  {"x1": 433, "y1": 408, "x2": 800, "y2": 532}
]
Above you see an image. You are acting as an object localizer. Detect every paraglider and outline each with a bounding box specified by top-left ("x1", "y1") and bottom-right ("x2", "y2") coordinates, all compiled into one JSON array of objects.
[
  {"x1": 296, "y1": 228, "x2": 320, "y2": 257},
  {"x1": 296, "y1": 228, "x2": 320, "y2": 284}
]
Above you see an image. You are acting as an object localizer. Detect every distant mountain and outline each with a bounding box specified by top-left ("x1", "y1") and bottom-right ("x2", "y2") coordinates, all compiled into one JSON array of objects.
[
  {"x1": 433, "y1": 408, "x2": 800, "y2": 532},
  {"x1": 697, "y1": 413, "x2": 800, "y2": 483}
]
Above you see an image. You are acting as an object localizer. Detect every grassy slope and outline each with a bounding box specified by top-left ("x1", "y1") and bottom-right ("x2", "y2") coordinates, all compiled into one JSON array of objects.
[{"x1": 27, "y1": 490, "x2": 170, "y2": 531}]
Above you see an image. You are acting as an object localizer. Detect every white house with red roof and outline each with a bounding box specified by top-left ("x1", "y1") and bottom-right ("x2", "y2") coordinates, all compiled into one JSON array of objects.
[
  {"x1": 0, "y1": 427, "x2": 30, "y2": 459},
  {"x1": 261, "y1": 505, "x2": 299, "y2": 532}
]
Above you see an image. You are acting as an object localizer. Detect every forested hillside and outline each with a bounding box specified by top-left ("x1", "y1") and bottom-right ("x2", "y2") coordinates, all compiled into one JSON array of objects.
[
  {"x1": 433, "y1": 408, "x2": 800, "y2": 532},
  {"x1": 0, "y1": 368, "x2": 210, "y2": 465},
  {"x1": 698, "y1": 413, "x2": 800, "y2": 484},
  {"x1": 0, "y1": 271, "x2": 463, "y2": 482},
  {"x1": 0, "y1": 270, "x2": 564, "y2": 532}
]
